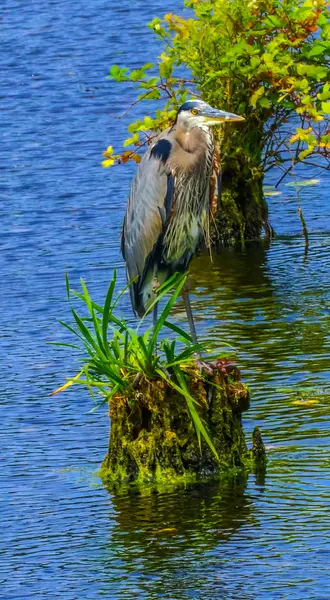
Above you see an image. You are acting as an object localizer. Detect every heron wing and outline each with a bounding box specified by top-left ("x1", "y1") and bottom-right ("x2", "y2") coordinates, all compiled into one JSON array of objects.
[{"x1": 121, "y1": 136, "x2": 174, "y2": 314}]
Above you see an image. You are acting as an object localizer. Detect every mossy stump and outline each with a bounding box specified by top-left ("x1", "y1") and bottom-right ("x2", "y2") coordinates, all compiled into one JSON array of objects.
[
  {"x1": 213, "y1": 124, "x2": 270, "y2": 247},
  {"x1": 101, "y1": 363, "x2": 265, "y2": 484}
]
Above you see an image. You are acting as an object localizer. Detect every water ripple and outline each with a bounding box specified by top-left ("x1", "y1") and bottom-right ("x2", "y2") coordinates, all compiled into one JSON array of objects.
[{"x1": 2, "y1": 0, "x2": 330, "y2": 598}]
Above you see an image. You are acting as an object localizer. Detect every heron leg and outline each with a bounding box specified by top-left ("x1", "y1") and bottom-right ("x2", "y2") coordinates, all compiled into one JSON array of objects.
[
  {"x1": 182, "y1": 282, "x2": 214, "y2": 378},
  {"x1": 152, "y1": 264, "x2": 160, "y2": 295},
  {"x1": 151, "y1": 267, "x2": 159, "y2": 325},
  {"x1": 153, "y1": 302, "x2": 158, "y2": 330},
  {"x1": 182, "y1": 284, "x2": 199, "y2": 347},
  {"x1": 152, "y1": 265, "x2": 159, "y2": 353}
]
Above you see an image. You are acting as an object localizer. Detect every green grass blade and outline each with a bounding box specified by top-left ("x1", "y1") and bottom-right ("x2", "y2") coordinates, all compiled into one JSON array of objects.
[
  {"x1": 148, "y1": 274, "x2": 187, "y2": 357},
  {"x1": 110, "y1": 334, "x2": 123, "y2": 360},
  {"x1": 156, "y1": 366, "x2": 218, "y2": 459},
  {"x1": 124, "y1": 330, "x2": 129, "y2": 362},
  {"x1": 138, "y1": 272, "x2": 187, "y2": 330},
  {"x1": 89, "y1": 384, "x2": 120, "y2": 411},
  {"x1": 111, "y1": 272, "x2": 136, "y2": 310},
  {"x1": 59, "y1": 320, "x2": 85, "y2": 343},
  {"x1": 47, "y1": 342, "x2": 81, "y2": 350},
  {"x1": 65, "y1": 273, "x2": 70, "y2": 300},
  {"x1": 71, "y1": 309, "x2": 108, "y2": 361},
  {"x1": 72, "y1": 290, "x2": 104, "y2": 314},
  {"x1": 165, "y1": 344, "x2": 203, "y2": 366},
  {"x1": 102, "y1": 271, "x2": 117, "y2": 348},
  {"x1": 163, "y1": 320, "x2": 192, "y2": 342},
  {"x1": 173, "y1": 366, "x2": 219, "y2": 459},
  {"x1": 92, "y1": 308, "x2": 109, "y2": 357},
  {"x1": 80, "y1": 278, "x2": 94, "y2": 315}
]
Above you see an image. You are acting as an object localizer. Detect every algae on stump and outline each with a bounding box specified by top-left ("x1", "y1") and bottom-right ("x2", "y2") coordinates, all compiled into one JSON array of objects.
[
  {"x1": 213, "y1": 124, "x2": 269, "y2": 247},
  {"x1": 101, "y1": 362, "x2": 265, "y2": 484}
]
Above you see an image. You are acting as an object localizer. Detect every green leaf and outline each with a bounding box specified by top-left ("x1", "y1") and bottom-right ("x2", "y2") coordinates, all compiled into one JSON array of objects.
[
  {"x1": 109, "y1": 65, "x2": 120, "y2": 77},
  {"x1": 322, "y1": 100, "x2": 330, "y2": 114},
  {"x1": 259, "y1": 97, "x2": 271, "y2": 109},
  {"x1": 141, "y1": 62, "x2": 154, "y2": 71},
  {"x1": 59, "y1": 320, "x2": 85, "y2": 344},
  {"x1": 299, "y1": 146, "x2": 314, "y2": 160},
  {"x1": 124, "y1": 133, "x2": 139, "y2": 147},
  {"x1": 250, "y1": 56, "x2": 260, "y2": 70},
  {"x1": 308, "y1": 45, "x2": 326, "y2": 57},
  {"x1": 139, "y1": 77, "x2": 159, "y2": 89},
  {"x1": 108, "y1": 65, "x2": 129, "y2": 82},
  {"x1": 130, "y1": 69, "x2": 143, "y2": 82},
  {"x1": 317, "y1": 83, "x2": 330, "y2": 101},
  {"x1": 127, "y1": 120, "x2": 142, "y2": 133},
  {"x1": 159, "y1": 59, "x2": 173, "y2": 79},
  {"x1": 71, "y1": 290, "x2": 103, "y2": 314},
  {"x1": 139, "y1": 116, "x2": 155, "y2": 130},
  {"x1": 138, "y1": 89, "x2": 161, "y2": 100}
]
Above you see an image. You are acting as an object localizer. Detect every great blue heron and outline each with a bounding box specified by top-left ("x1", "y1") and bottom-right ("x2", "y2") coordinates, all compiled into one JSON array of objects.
[{"x1": 121, "y1": 99, "x2": 244, "y2": 343}]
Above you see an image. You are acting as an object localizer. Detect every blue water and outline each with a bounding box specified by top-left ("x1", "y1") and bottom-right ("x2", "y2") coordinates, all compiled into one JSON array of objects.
[{"x1": 2, "y1": 1, "x2": 330, "y2": 598}]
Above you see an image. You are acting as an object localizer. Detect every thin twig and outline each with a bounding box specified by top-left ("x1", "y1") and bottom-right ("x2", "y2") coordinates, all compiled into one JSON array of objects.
[
  {"x1": 298, "y1": 206, "x2": 309, "y2": 251},
  {"x1": 287, "y1": 145, "x2": 309, "y2": 253}
]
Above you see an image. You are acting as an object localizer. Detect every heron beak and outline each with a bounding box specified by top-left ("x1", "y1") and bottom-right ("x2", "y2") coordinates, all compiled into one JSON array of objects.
[{"x1": 203, "y1": 109, "x2": 245, "y2": 125}]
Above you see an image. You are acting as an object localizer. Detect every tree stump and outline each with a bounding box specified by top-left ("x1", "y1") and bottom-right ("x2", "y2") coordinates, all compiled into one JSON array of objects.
[
  {"x1": 212, "y1": 121, "x2": 270, "y2": 247},
  {"x1": 100, "y1": 362, "x2": 265, "y2": 484}
]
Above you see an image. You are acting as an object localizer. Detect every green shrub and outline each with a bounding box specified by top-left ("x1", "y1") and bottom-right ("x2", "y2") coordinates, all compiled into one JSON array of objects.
[
  {"x1": 105, "y1": 0, "x2": 330, "y2": 174},
  {"x1": 103, "y1": 0, "x2": 330, "y2": 242}
]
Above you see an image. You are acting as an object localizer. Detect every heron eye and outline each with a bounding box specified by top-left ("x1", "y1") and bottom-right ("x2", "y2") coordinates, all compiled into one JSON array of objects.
[{"x1": 191, "y1": 108, "x2": 198, "y2": 115}]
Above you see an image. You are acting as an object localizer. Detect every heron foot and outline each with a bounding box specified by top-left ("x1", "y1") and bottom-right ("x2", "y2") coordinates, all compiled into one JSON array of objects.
[{"x1": 195, "y1": 359, "x2": 215, "y2": 376}]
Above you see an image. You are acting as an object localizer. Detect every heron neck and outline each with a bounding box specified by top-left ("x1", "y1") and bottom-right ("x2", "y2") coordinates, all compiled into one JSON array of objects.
[{"x1": 170, "y1": 125, "x2": 211, "y2": 172}]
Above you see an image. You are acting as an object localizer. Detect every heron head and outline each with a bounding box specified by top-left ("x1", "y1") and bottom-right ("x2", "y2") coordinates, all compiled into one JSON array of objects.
[{"x1": 176, "y1": 99, "x2": 244, "y2": 131}]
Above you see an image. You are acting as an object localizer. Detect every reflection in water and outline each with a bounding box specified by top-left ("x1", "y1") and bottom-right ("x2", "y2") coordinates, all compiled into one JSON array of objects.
[
  {"x1": 102, "y1": 477, "x2": 257, "y2": 600},
  {"x1": 187, "y1": 240, "x2": 330, "y2": 452},
  {"x1": 187, "y1": 240, "x2": 330, "y2": 389}
]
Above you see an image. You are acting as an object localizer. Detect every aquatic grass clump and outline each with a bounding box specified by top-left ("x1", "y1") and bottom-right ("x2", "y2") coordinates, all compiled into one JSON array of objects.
[{"x1": 52, "y1": 270, "x2": 231, "y2": 457}]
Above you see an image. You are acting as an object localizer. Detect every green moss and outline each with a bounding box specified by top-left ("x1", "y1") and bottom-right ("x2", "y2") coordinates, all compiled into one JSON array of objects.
[
  {"x1": 100, "y1": 364, "x2": 266, "y2": 486},
  {"x1": 214, "y1": 126, "x2": 268, "y2": 246}
]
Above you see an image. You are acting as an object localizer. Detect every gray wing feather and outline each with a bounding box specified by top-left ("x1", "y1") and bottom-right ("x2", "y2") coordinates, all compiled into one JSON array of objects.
[{"x1": 122, "y1": 135, "x2": 174, "y2": 312}]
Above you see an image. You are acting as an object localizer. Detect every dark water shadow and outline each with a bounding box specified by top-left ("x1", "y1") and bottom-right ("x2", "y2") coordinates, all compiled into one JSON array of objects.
[
  {"x1": 99, "y1": 476, "x2": 259, "y2": 599},
  {"x1": 184, "y1": 242, "x2": 330, "y2": 386}
]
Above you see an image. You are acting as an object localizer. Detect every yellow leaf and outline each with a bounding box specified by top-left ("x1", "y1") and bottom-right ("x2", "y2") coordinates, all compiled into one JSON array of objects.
[
  {"x1": 51, "y1": 370, "x2": 84, "y2": 396},
  {"x1": 250, "y1": 86, "x2": 265, "y2": 108},
  {"x1": 152, "y1": 528, "x2": 177, "y2": 534},
  {"x1": 299, "y1": 146, "x2": 314, "y2": 160},
  {"x1": 290, "y1": 133, "x2": 299, "y2": 143},
  {"x1": 102, "y1": 158, "x2": 115, "y2": 168},
  {"x1": 286, "y1": 179, "x2": 320, "y2": 187},
  {"x1": 130, "y1": 153, "x2": 142, "y2": 164},
  {"x1": 102, "y1": 146, "x2": 114, "y2": 159},
  {"x1": 292, "y1": 399, "x2": 319, "y2": 406}
]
